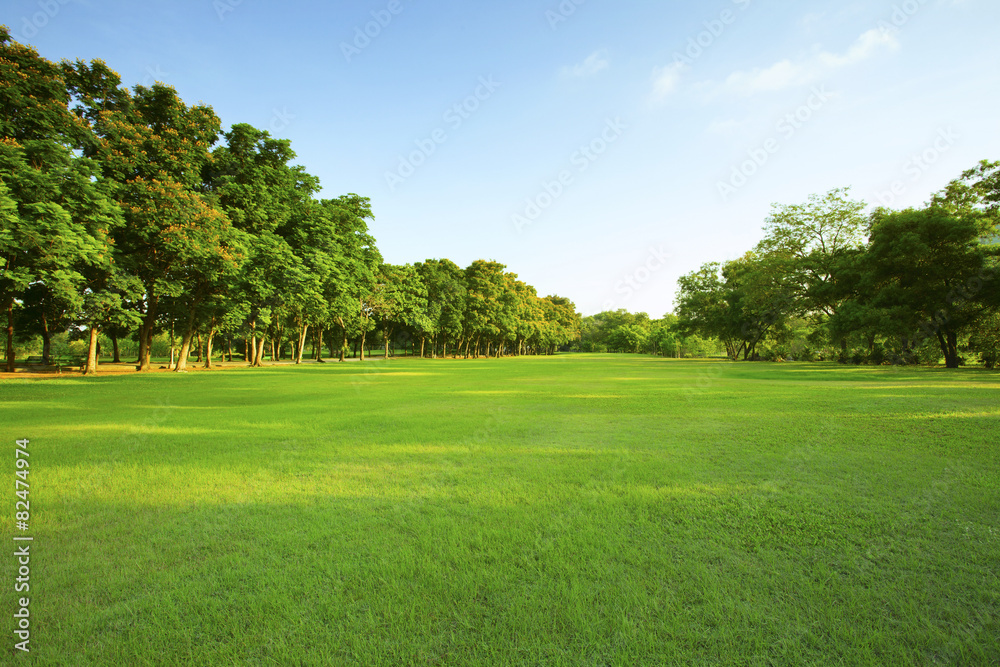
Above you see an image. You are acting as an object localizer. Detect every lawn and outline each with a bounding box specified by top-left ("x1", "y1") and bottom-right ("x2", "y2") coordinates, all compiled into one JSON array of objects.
[{"x1": 2, "y1": 355, "x2": 998, "y2": 665}]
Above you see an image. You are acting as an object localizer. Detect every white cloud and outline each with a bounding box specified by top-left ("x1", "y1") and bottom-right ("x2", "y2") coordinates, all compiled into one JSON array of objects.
[
  {"x1": 651, "y1": 63, "x2": 685, "y2": 101},
  {"x1": 722, "y1": 29, "x2": 899, "y2": 95},
  {"x1": 561, "y1": 50, "x2": 610, "y2": 78},
  {"x1": 725, "y1": 59, "x2": 811, "y2": 94}
]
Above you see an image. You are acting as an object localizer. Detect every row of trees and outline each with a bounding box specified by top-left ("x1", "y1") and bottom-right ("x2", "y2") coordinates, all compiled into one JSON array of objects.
[
  {"x1": 673, "y1": 170, "x2": 1000, "y2": 368},
  {"x1": 576, "y1": 310, "x2": 722, "y2": 357},
  {"x1": 0, "y1": 29, "x2": 580, "y2": 373}
]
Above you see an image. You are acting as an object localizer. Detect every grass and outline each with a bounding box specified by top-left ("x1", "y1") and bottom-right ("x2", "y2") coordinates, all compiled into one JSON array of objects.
[{"x1": 2, "y1": 355, "x2": 998, "y2": 665}]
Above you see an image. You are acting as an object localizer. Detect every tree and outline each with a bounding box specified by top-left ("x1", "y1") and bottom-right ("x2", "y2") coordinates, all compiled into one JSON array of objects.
[
  {"x1": 78, "y1": 270, "x2": 143, "y2": 375},
  {"x1": 969, "y1": 312, "x2": 1000, "y2": 369},
  {"x1": 415, "y1": 259, "x2": 466, "y2": 358},
  {"x1": 932, "y1": 160, "x2": 1000, "y2": 217},
  {"x1": 281, "y1": 199, "x2": 345, "y2": 364},
  {"x1": 206, "y1": 123, "x2": 312, "y2": 367},
  {"x1": 675, "y1": 255, "x2": 797, "y2": 361},
  {"x1": 320, "y1": 195, "x2": 381, "y2": 361},
  {"x1": 63, "y1": 58, "x2": 226, "y2": 371},
  {"x1": 369, "y1": 264, "x2": 426, "y2": 359},
  {"x1": 675, "y1": 264, "x2": 738, "y2": 359},
  {"x1": 0, "y1": 140, "x2": 115, "y2": 371},
  {"x1": 755, "y1": 188, "x2": 868, "y2": 350},
  {"x1": 463, "y1": 260, "x2": 507, "y2": 358},
  {"x1": 1, "y1": 30, "x2": 112, "y2": 371},
  {"x1": 858, "y1": 206, "x2": 999, "y2": 368},
  {"x1": 539, "y1": 295, "x2": 580, "y2": 354},
  {"x1": 608, "y1": 324, "x2": 649, "y2": 354}
]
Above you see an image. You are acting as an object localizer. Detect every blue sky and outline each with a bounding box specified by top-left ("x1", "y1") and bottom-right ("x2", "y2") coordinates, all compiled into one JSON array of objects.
[{"x1": 5, "y1": 0, "x2": 999, "y2": 316}]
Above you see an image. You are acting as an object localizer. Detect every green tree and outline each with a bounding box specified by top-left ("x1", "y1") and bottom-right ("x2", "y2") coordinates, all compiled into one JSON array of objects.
[
  {"x1": 206, "y1": 123, "x2": 313, "y2": 366},
  {"x1": 320, "y1": 195, "x2": 381, "y2": 361},
  {"x1": 755, "y1": 188, "x2": 868, "y2": 350},
  {"x1": 415, "y1": 258, "x2": 466, "y2": 358},
  {"x1": 858, "y1": 206, "x2": 999, "y2": 368},
  {"x1": 0, "y1": 140, "x2": 115, "y2": 371},
  {"x1": 676, "y1": 255, "x2": 797, "y2": 361},
  {"x1": 369, "y1": 264, "x2": 426, "y2": 359},
  {"x1": 63, "y1": 58, "x2": 226, "y2": 371}
]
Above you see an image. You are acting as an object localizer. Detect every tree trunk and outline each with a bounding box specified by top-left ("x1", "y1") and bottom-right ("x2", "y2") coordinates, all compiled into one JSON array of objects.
[
  {"x1": 40, "y1": 311, "x2": 51, "y2": 366},
  {"x1": 204, "y1": 326, "x2": 216, "y2": 369},
  {"x1": 316, "y1": 327, "x2": 324, "y2": 361},
  {"x1": 250, "y1": 319, "x2": 265, "y2": 368},
  {"x1": 420, "y1": 337, "x2": 426, "y2": 359},
  {"x1": 169, "y1": 320, "x2": 176, "y2": 369},
  {"x1": 138, "y1": 320, "x2": 153, "y2": 370},
  {"x1": 938, "y1": 330, "x2": 960, "y2": 368},
  {"x1": 137, "y1": 297, "x2": 159, "y2": 372},
  {"x1": 174, "y1": 328, "x2": 195, "y2": 372},
  {"x1": 83, "y1": 325, "x2": 100, "y2": 376},
  {"x1": 145, "y1": 324, "x2": 154, "y2": 369},
  {"x1": 111, "y1": 335, "x2": 121, "y2": 363},
  {"x1": 195, "y1": 333, "x2": 203, "y2": 362},
  {"x1": 175, "y1": 308, "x2": 199, "y2": 372},
  {"x1": 255, "y1": 336, "x2": 267, "y2": 367},
  {"x1": 360, "y1": 330, "x2": 366, "y2": 361},
  {"x1": 4, "y1": 298, "x2": 14, "y2": 373},
  {"x1": 296, "y1": 323, "x2": 309, "y2": 364}
]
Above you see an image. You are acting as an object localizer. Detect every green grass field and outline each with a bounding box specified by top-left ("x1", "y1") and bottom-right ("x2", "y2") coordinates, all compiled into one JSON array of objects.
[{"x1": 2, "y1": 355, "x2": 998, "y2": 665}]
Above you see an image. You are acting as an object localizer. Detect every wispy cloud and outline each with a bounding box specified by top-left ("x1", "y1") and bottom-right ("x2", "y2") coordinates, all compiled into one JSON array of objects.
[
  {"x1": 651, "y1": 62, "x2": 685, "y2": 101},
  {"x1": 722, "y1": 29, "x2": 899, "y2": 95},
  {"x1": 561, "y1": 50, "x2": 610, "y2": 78}
]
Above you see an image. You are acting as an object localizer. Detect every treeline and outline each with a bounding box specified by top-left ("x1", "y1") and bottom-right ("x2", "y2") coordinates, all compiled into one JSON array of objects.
[
  {"x1": 0, "y1": 29, "x2": 581, "y2": 373},
  {"x1": 674, "y1": 178, "x2": 1000, "y2": 368},
  {"x1": 576, "y1": 311, "x2": 723, "y2": 357}
]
